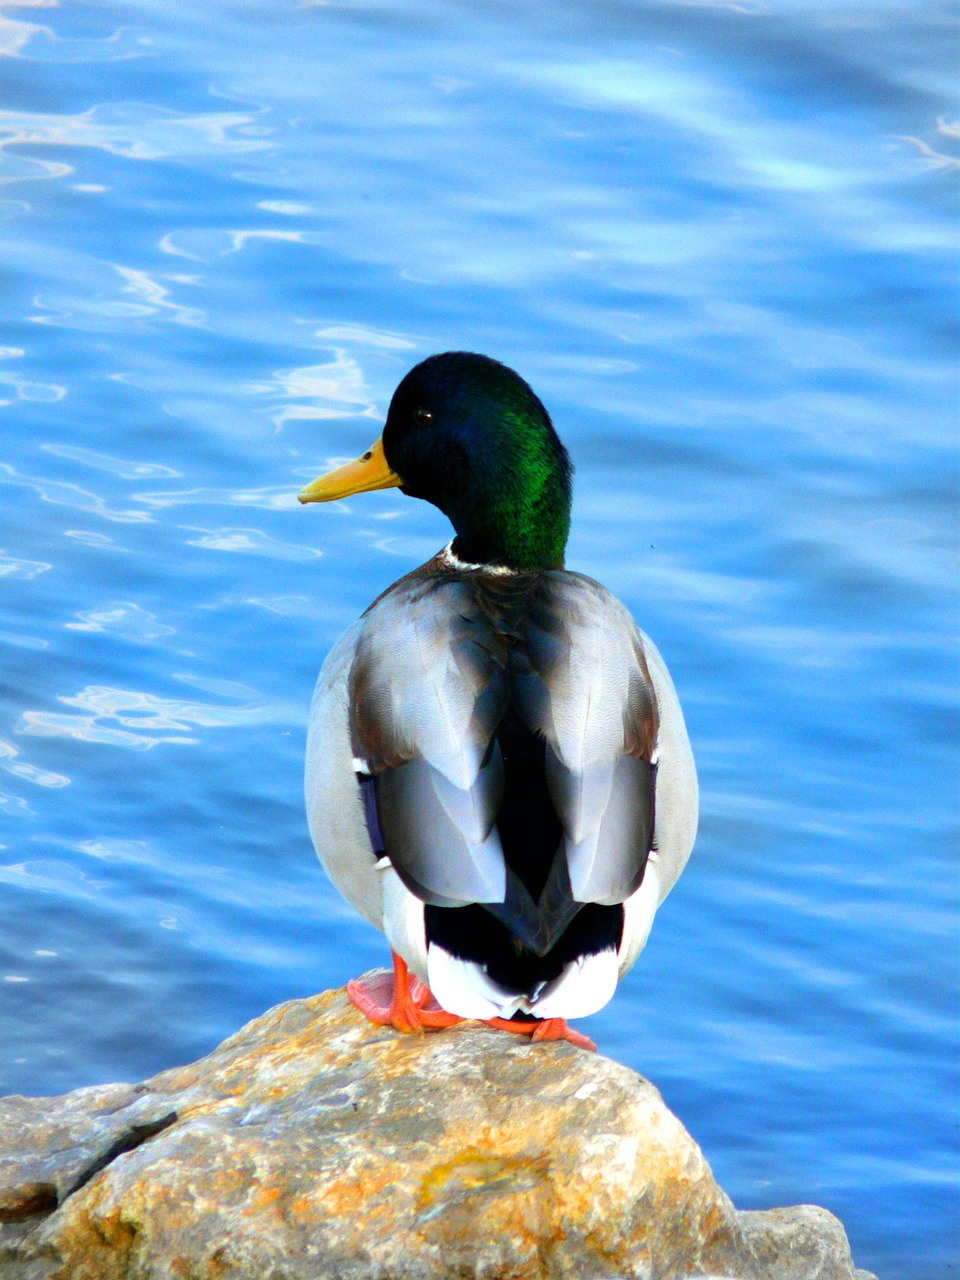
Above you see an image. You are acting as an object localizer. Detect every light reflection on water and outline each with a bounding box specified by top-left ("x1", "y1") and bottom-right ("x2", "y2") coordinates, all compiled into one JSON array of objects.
[{"x1": 0, "y1": 1, "x2": 956, "y2": 1276}]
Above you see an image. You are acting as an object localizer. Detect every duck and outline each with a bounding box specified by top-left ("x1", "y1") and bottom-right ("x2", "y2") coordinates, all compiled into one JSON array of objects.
[{"x1": 299, "y1": 352, "x2": 697, "y2": 1051}]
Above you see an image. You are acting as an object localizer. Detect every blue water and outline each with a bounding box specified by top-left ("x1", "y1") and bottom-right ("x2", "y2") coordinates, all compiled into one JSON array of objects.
[{"x1": 0, "y1": 0, "x2": 956, "y2": 1274}]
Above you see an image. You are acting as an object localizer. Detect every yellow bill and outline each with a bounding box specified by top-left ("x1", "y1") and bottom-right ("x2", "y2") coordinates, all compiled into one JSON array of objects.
[{"x1": 298, "y1": 436, "x2": 403, "y2": 504}]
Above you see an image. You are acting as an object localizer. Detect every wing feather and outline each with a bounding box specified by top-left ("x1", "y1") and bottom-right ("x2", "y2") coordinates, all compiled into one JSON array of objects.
[
  {"x1": 375, "y1": 756, "x2": 505, "y2": 904},
  {"x1": 350, "y1": 576, "x2": 509, "y2": 908},
  {"x1": 515, "y1": 573, "x2": 659, "y2": 908}
]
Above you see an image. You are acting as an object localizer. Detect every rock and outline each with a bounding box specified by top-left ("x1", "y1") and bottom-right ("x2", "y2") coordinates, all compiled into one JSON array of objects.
[
  {"x1": 0, "y1": 974, "x2": 877, "y2": 1280},
  {"x1": 738, "y1": 1207, "x2": 878, "y2": 1280}
]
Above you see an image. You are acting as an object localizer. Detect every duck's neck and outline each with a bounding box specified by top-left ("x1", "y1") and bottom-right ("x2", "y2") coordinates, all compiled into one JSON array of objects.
[
  {"x1": 451, "y1": 518, "x2": 567, "y2": 573},
  {"x1": 448, "y1": 454, "x2": 571, "y2": 573}
]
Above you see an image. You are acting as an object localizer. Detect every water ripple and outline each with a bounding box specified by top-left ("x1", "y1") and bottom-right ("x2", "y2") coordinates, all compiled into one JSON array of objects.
[
  {"x1": 0, "y1": 2, "x2": 149, "y2": 65},
  {"x1": 0, "y1": 739, "x2": 70, "y2": 788},
  {"x1": 0, "y1": 3, "x2": 45, "y2": 59},
  {"x1": 65, "y1": 602, "x2": 175, "y2": 643},
  {"x1": 251, "y1": 349, "x2": 380, "y2": 427},
  {"x1": 0, "y1": 372, "x2": 64, "y2": 401},
  {"x1": 183, "y1": 526, "x2": 322, "y2": 560},
  {"x1": 0, "y1": 103, "x2": 275, "y2": 176},
  {"x1": 18, "y1": 681, "x2": 301, "y2": 750},
  {"x1": 0, "y1": 792, "x2": 34, "y2": 818},
  {"x1": 133, "y1": 485, "x2": 296, "y2": 512},
  {"x1": 0, "y1": 550, "x2": 51, "y2": 579},
  {"x1": 43, "y1": 444, "x2": 180, "y2": 480},
  {"x1": 0, "y1": 463, "x2": 153, "y2": 523}
]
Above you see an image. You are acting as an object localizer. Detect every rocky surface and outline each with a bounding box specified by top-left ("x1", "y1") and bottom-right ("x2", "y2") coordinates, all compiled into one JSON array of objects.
[{"x1": 0, "y1": 974, "x2": 877, "y2": 1280}]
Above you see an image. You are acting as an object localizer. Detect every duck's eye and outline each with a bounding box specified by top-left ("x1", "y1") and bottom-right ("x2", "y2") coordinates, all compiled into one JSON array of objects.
[{"x1": 414, "y1": 407, "x2": 433, "y2": 426}]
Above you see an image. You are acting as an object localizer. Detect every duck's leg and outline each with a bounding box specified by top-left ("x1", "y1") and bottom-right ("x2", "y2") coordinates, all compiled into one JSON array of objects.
[
  {"x1": 347, "y1": 952, "x2": 463, "y2": 1033},
  {"x1": 482, "y1": 1015, "x2": 597, "y2": 1052}
]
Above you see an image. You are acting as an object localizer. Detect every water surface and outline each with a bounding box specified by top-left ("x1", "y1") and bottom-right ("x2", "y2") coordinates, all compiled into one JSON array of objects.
[{"x1": 0, "y1": 2, "x2": 956, "y2": 1276}]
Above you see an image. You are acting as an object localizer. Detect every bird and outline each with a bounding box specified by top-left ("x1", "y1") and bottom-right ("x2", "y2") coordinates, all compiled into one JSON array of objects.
[{"x1": 299, "y1": 352, "x2": 697, "y2": 1050}]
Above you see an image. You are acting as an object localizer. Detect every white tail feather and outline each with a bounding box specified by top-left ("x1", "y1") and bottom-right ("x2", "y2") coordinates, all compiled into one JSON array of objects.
[
  {"x1": 426, "y1": 941, "x2": 619, "y2": 1021},
  {"x1": 533, "y1": 949, "x2": 618, "y2": 1019}
]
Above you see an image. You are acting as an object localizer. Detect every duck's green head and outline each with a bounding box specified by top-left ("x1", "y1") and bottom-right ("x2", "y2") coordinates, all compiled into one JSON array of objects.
[{"x1": 299, "y1": 352, "x2": 572, "y2": 571}]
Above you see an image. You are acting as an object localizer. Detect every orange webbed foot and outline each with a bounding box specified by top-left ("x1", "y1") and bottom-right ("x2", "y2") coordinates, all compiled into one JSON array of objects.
[
  {"x1": 482, "y1": 1015, "x2": 597, "y2": 1052},
  {"x1": 347, "y1": 953, "x2": 463, "y2": 1034}
]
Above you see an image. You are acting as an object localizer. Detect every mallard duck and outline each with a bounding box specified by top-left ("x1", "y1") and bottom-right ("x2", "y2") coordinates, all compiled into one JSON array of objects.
[{"x1": 299, "y1": 352, "x2": 697, "y2": 1050}]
